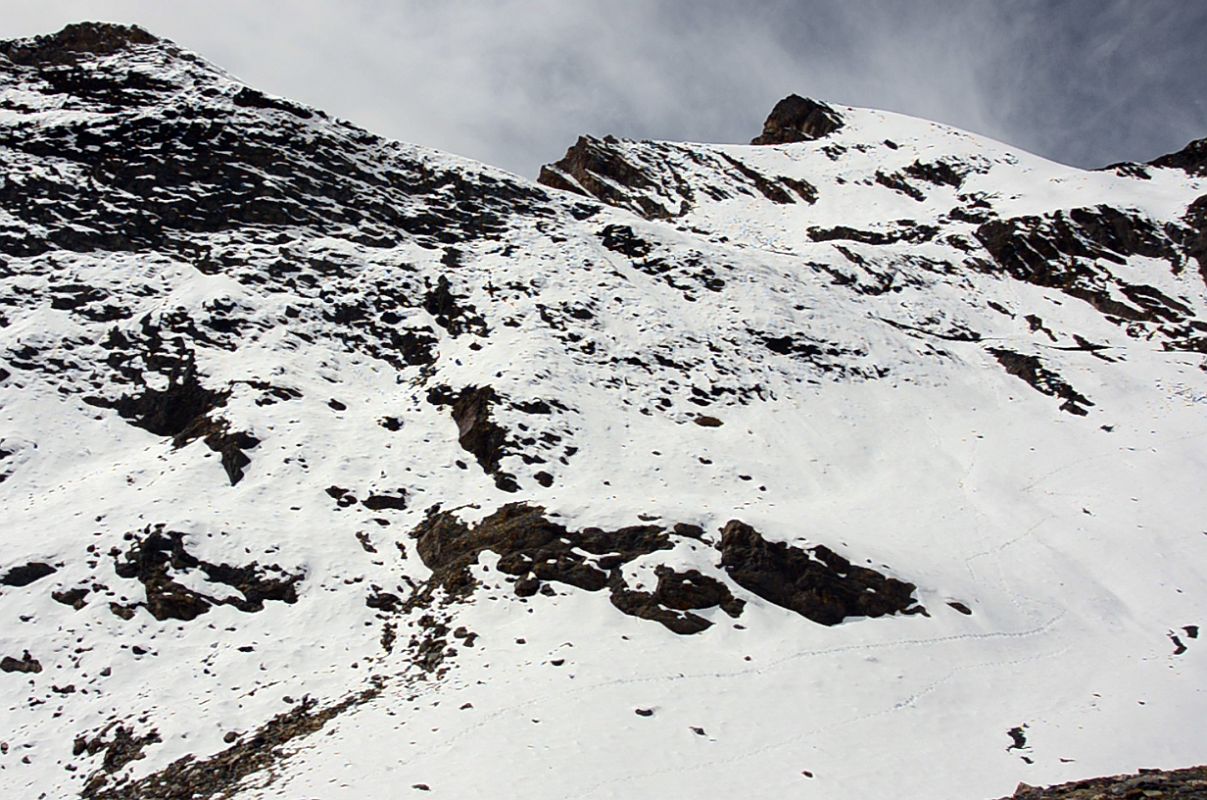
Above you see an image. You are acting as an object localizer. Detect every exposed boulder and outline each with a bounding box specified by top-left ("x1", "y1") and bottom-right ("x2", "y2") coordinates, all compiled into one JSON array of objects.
[
  {"x1": 410, "y1": 502, "x2": 662, "y2": 601},
  {"x1": 1, "y1": 561, "x2": 57, "y2": 587},
  {"x1": 751, "y1": 95, "x2": 844, "y2": 145},
  {"x1": 717, "y1": 520, "x2": 923, "y2": 625},
  {"x1": 0, "y1": 650, "x2": 42, "y2": 673}
]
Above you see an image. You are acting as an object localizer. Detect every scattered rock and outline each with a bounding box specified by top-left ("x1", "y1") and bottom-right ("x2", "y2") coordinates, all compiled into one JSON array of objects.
[
  {"x1": 598, "y1": 224, "x2": 652, "y2": 258},
  {"x1": 75, "y1": 724, "x2": 161, "y2": 792},
  {"x1": 90, "y1": 356, "x2": 258, "y2": 485},
  {"x1": 904, "y1": 159, "x2": 965, "y2": 188},
  {"x1": 423, "y1": 275, "x2": 486, "y2": 337}
]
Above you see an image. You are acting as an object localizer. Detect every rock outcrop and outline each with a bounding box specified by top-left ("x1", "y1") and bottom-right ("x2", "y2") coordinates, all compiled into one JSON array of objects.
[
  {"x1": 1000, "y1": 765, "x2": 1207, "y2": 799},
  {"x1": 750, "y1": 94, "x2": 845, "y2": 144},
  {"x1": 717, "y1": 520, "x2": 924, "y2": 625}
]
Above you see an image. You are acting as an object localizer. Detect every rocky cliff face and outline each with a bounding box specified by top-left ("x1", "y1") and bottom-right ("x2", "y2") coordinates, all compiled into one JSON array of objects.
[{"x1": 1, "y1": 22, "x2": 1206, "y2": 800}]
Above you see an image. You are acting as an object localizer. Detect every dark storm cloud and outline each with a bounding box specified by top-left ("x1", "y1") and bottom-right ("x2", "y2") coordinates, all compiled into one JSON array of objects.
[{"x1": 5, "y1": 0, "x2": 1205, "y2": 177}]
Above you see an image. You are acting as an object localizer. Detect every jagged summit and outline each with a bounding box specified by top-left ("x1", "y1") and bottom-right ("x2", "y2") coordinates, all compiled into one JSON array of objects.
[
  {"x1": 0, "y1": 22, "x2": 159, "y2": 66},
  {"x1": 750, "y1": 93, "x2": 845, "y2": 144},
  {"x1": 1, "y1": 23, "x2": 1206, "y2": 800}
]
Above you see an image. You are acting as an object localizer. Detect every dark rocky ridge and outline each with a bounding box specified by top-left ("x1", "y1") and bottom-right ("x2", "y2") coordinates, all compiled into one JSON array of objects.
[
  {"x1": 426, "y1": 385, "x2": 520, "y2": 492},
  {"x1": 0, "y1": 22, "x2": 158, "y2": 66},
  {"x1": 537, "y1": 135, "x2": 677, "y2": 219},
  {"x1": 1149, "y1": 137, "x2": 1207, "y2": 177},
  {"x1": 0, "y1": 22, "x2": 552, "y2": 259},
  {"x1": 537, "y1": 133, "x2": 819, "y2": 220},
  {"x1": 972, "y1": 204, "x2": 1207, "y2": 353}
]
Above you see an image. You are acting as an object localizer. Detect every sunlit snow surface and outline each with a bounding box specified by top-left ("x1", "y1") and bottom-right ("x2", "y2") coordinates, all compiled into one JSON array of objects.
[{"x1": 1, "y1": 28, "x2": 1206, "y2": 800}]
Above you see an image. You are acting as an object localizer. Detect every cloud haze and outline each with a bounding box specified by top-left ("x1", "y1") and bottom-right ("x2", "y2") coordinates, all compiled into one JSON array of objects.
[{"x1": 5, "y1": 0, "x2": 1205, "y2": 178}]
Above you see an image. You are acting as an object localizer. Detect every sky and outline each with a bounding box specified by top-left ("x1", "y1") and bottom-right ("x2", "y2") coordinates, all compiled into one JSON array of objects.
[{"x1": 4, "y1": 1, "x2": 1206, "y2": 179}]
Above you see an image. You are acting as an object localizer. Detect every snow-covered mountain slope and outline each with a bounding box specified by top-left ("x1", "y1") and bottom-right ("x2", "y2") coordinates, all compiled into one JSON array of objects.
[{"x1": 1, "y1": 22, "x2": 1206, "y2": 800}]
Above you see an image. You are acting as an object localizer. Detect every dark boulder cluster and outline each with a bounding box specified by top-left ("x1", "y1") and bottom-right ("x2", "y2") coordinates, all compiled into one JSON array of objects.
[
  {"x1": 717, "y1": 520, "x2": 925, "y2": 625},
  {"x1": 426, "y1": 385, "x2": 573, "y2": 493},
  {"x1": 610, "y1": 566, "x2": 745, "y2": 635},
  {"x1": 1, "y1": 650, "x2": 43, "y2": 674},
  {"x1": 407, "y1": 503, "x2": 924, "y2": 633},
  {"x1": 408, "y1": 503, "x2": 743, "y2": 633},
  {"x1": 110, "y1": 526, "x2": 303, "y2": 622}
]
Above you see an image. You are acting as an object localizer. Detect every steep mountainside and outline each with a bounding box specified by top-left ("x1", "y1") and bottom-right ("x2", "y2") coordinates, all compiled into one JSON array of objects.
[{"x1": 2, "y1": 23, "x2": 1206, "y2": 800}]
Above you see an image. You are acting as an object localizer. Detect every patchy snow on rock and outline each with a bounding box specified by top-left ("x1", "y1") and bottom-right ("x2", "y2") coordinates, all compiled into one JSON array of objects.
[{"x1": 1, "y1": 23, "x2": 1206, "y2": 800}]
